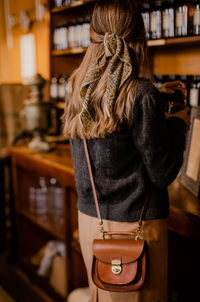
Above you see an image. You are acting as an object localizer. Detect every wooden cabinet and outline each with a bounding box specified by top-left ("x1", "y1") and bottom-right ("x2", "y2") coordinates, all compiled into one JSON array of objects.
[{"x1": 11, "y1": 146, "x2": 88, "y2": 302}]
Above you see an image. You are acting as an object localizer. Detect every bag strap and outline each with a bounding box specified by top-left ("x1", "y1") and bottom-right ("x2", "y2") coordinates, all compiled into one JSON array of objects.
[{"x1": 83, "y1": 138, "x2": 150, "y2": 239}]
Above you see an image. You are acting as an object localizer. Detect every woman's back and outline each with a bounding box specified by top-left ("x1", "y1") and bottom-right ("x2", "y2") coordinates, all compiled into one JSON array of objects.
[{"x1": 70, "y1": 79, "x2": 186, "y2": 223}]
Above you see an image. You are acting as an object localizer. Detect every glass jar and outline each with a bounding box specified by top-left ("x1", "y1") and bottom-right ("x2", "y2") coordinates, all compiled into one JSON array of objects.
[
  {"x1": 150, "y1": 1, "x2": 162, "y2": 40},
  {"x1": 194, "y1": 1, "x2": 200, "y2": 35},
  {"x1": 189, "y1": 75, "x2": 200, "y2": 106},
  {"x1": 175, "y1": 0, "x2": 195, "y2": 36},
  {"x1": 141, "y1": 4, "x2": 150, "y2": 39},
  {"x1": 162, "y1": 0, "x2": 175, "y2": 38}
]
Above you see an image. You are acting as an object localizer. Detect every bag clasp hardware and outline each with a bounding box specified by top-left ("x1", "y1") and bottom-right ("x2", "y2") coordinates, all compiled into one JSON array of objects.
[
  {"x1": 135, "y1": 223, "x2": 141, "y2": 240},
  {"x1": 111, "y1": 259, "x2": 122, "y2": 274},
  {"x1": 99, "y1": 219, "x2": 105, "y2": 239}
]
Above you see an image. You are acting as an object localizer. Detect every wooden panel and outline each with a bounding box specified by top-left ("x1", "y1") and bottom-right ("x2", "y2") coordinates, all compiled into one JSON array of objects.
[
  {"x1": 153, "y1": 46, "x2": 200, "y2": 75},
  {"x1": 51, "y1": 54, "x2": 84, "y2": 76}
]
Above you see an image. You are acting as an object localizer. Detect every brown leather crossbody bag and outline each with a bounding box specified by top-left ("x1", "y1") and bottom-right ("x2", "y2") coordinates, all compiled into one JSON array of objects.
[{"x1": 83, "y1": 139, "x2": 150, "y2": 292}]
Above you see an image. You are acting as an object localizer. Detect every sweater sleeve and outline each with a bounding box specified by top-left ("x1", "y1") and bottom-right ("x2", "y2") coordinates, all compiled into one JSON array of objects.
[{"x1": 130, "y1": 84, "x2": 187, "y2": 189}]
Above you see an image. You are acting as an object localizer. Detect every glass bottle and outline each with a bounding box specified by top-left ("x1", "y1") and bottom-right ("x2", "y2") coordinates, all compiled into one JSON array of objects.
[
  {"x1": 141, "y1": 3, "x2": 150, "y2": 39},
  {"x1": 63, "y1": 0, "x2": 71, "y2": 5},
  {"x1": 154, "y1": 74, "x2": 168, "y2": 88},
  {"x1": 194, "y1": 0, "x2": 200, "y2": 35},
  {"x1": 47, "y1": 178, "x2": 64, "y2": 224},
  {"x1": 68, "y1": 20, "x2": 76, "y2": 48},
  {"x1": 175, "y1": 0, "x2": 195, "y2": 36},
  {"x1": 58, "y1": 75, "x2": 68, "y2": 102},
  {"x1": 54, "y1": 0, "x2": 63, "y2": 8},
  {"x1": 28, "y1": 187, "x2": 36, "y2": 214},
  {"x1": 50, "y1": 76, "x2": 59, "y2": 102},
  {"x1": 53, "y1": 24, "x2": 60, "y2": 50},
  {"x1": 162, "y1": 0, "x2": 175, "y2": 38},
  {"x1": 179, "y1": 75, "x2": 193, "y2": 105},
  {"x1": 150, "y1": 1, "x2": 162, "y2": 40},
  {"x1": 168, "y1": 74, "x2": 178, "y2": 82},
  {"x1": 189, "y1": 75, "x2": 200, "y2": 106}
]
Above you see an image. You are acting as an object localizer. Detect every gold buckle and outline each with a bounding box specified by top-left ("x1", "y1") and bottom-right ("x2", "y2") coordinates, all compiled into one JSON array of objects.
[
  {"x1": 135, "y1": 223, "x2": 141, "y2": 240},
  {"x1": 99, "y1": 219, "x2": 105, "y2": 239},
  {"x1": 168, "y1": 102, "x2": 174, "y2": 113},
  {"x1": 111, "y1": 260, "x2": 122, "y2": 275}
]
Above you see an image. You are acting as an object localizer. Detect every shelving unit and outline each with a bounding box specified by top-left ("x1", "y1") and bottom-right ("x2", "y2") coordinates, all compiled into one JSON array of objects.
[
  {"x1": 147, "y1": 35, "x2": 200, "y2": 47},
  {"x1": 19, "y1": 210, "x2": 66, "y2": 242},
  {"x1": 51, "y1": 0, "x2": 96, "y2": 13},
  {"x1": 11, "y1": 147, "x2": 88, "y2": 302}
]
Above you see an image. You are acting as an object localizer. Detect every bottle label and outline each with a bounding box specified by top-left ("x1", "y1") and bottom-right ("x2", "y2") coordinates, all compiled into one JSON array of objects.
[
  {"x1": 190, "y1": 88, "x2": 199, "y2": 106},
  {"x1": 50, "y1": 83, "x2": 58, "y2": 99},
  {"x1": 194, "y1": 9, "x2": 200, "y2": 26},
  {"x1": 150, "y1": 15, "x2": 157, "y2": 32},
  {"x1": 176, "y1": 11, "x2": 183, "y2": 27},
  {"x1": 163, "y1": 14, "x2": 170, "y2": 30},
  {"x1": 58, "y1": 84, "x2": 66, "y2": 98}
]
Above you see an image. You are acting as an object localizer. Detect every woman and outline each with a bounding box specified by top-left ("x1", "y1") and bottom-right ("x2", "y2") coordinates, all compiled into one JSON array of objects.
[{"x1": 62, "y1": 0, "x2": 190, "y2": 301}]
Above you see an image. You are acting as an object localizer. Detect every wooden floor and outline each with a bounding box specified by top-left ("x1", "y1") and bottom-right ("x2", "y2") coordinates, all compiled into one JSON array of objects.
[
  {"x1": 0, "y1": 253, "x2": 45, "y2": 302},
  {"x1": 0, "y1": 286, "x2": 15, "y2": 302}
]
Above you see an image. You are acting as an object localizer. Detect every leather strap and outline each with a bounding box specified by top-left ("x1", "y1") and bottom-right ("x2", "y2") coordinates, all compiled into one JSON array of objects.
[
  {"x1": 83, "y1": 138, "x2": 150, "y2": 227},
  {"x1": 83, "y1": 138, "x2": 101, "y2": 221}
]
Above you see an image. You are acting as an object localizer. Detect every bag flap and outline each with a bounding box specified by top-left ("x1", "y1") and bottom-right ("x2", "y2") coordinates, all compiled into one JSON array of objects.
[
  {"x1": 96, "y1": 258, "x2": 138, "y2": 285},
  {"x1": 93, "y1": 239, "x2": 145, "y2": 264}
]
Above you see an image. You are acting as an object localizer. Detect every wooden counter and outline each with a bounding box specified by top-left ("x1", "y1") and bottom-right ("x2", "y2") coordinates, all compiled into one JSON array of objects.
[
  {"x1": 10, "y1": 145, "x2": 200, "y2": 241},
  {"x1": 168, "y1": 177, "x2": 200, "y2": 243}
]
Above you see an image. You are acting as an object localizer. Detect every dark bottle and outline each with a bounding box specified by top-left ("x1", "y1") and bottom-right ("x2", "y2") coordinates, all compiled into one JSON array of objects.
[
  {"x1": 150, "y1": 1, "x2": 162, "y2": 40},
  {"x1": 164, "y1": 89, "x2": 186, "y2": 113},
  {"x1": 194, "y1": 0, "x2": 200, "y2": 35},
  {"x1": 175, "y1": 0, "x2": 195, "y2": 36},
  {"x1": 189, "y1": 75, "x2": 200, "y2": 106},
  {"x1": 154, "y1": 74, "x2": 169, "y2": 88},
  {"x1": 141, "y1": 4, "x2": 150, "y2": 39},
  {"x1": 63, "y1": 0, "x2": 71, "y2": 5},
  {"x1": 179, "y1": 75, "x2": 193, "y2": 106},
  {"x1": 168, "y1": 74, "x2": 178, "y2": 82},
  {"x1": 162, "y1": 0, "x2": 175, "y2": 38}
]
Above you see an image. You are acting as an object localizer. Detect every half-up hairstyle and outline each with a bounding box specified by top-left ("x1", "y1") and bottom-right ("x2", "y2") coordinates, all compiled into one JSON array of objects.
[{"x1": 62, "y1": 0, "x2": 151, "y2": 139}]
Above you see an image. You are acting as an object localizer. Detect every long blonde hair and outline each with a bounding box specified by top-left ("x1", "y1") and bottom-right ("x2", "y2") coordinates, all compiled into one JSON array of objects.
[{"x1": 62, "y1": 0, "x2": 150, "y2": 139}]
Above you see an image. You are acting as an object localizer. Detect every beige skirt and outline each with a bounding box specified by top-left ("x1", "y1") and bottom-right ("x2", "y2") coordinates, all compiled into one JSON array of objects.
[{"x1": 78, "y1": 211, "x2": 168, "y2": 302}]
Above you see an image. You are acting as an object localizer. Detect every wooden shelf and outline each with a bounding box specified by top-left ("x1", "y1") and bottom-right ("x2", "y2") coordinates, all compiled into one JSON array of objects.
[
  {"x1": 20, "y1": 210, "x2": 66, "y2": 242},
  {"x1": 51, "y1": 0, "x2": 165, "y2": 12},
  {"x1": 52, "y1": 102, "x2": 65, "y2": 109},
  {"x1": 148, "y1": 36, "x2": 200, "y2": 47},
  {"x1": 51, "y1": 47, "x2": 87, "y2": 56},
  {"x1": 52, "y1": 36, "x2": 200, "y2": 56},
  {"x1": 51, "y1": 0, "x2": 96, "y2": 13},
  {"x1": 20, "y1": 258, "x2": 65, "y2": 302}
]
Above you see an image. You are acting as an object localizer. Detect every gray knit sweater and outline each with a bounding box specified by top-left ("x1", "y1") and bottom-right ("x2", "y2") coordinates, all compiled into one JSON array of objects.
[{"x1": 70, "y1": 80, "x2": 187, "y2": 222}]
